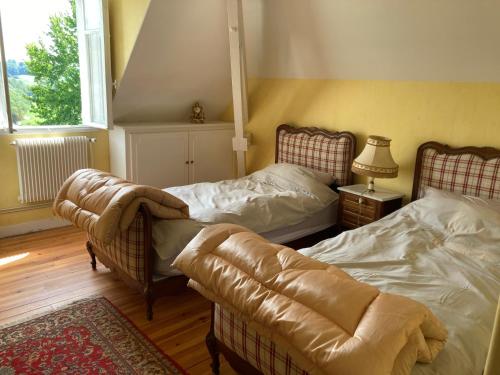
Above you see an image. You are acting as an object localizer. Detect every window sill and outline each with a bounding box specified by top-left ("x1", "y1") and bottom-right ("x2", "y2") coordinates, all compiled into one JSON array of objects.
[{"x1": 0, "y1": 125, "x2": 106, "y2": 135}]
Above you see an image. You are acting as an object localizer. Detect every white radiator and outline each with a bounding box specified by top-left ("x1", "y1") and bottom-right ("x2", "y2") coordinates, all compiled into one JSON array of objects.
[{"x1": 15, "y1": 136, "x2": 90, "y2": 203}]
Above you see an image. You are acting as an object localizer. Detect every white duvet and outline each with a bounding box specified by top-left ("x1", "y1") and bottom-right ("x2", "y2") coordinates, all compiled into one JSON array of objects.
[
  {"x1": 299, "y1": 188, "x2": 500, "y2": 375},
  {"x1": 153, "y1": 163, "x2": 337, "y2": 266}
]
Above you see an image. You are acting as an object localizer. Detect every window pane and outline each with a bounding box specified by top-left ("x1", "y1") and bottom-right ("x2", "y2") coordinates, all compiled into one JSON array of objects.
[
  {"x1": 86, "y1": 32, "x2": 104, "y2": 124},
  {"x1": 0, "y1": 0, "x2": 82, "y2": 126},
  {"x1": 83, "y1": 0, "x2": 102, "y2": 30}
]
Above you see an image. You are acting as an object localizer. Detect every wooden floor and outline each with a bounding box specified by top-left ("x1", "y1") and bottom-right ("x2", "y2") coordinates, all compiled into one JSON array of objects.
[{"x1": 0, "y1": 226, "x2": 236, "y2": 374}]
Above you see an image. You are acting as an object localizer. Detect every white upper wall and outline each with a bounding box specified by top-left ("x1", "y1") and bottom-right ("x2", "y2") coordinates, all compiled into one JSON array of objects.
[
  {"x1": 113, "y1": 0, "x2": 500, "y2": 122},
  {"x1": 113, "y1": 0, "x2": 231, "y2": 123},
  {"x1": 243, "y1": 0, "x2": 500, "y2": 82}
]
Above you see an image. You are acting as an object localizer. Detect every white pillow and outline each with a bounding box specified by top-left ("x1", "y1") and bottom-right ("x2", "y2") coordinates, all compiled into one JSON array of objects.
[
  {"x1": 307, "y1": 168, "x2": 336, "y2": 186},
  {"x1": 423, "y1": 186, "x2": 500, "y2": 214},
  {"x1": 422, "y1": 187, "x2": 500, "y2": 233},
  {"x1": 272, "y1": 163, "x2": 335, "y2": 185}
]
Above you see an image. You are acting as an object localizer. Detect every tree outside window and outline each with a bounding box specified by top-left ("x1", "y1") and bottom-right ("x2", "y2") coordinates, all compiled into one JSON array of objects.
[
  {"x1": 0, "y1": 0, "x2": 110, "y2": 131},
  {"x1": 4, "y1": 0, "x2": 81, "y2": 126}
]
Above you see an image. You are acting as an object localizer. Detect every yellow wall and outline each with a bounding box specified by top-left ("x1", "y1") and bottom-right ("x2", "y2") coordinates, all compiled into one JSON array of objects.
[
  {"x1": 238, "y1": 79, "x2": 500, "y2": 200},
  {"x1": 108, "y1": 0, "x2": 150, "y2": 82},
  {"x1": 0, "y1": 130, "x2": 109, "y2": 227}
]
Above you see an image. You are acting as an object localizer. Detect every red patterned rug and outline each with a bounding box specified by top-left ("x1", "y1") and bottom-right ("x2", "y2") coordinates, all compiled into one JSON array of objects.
[{"x1": 0, "y1": 297, "x2": 186, "y2": 374}]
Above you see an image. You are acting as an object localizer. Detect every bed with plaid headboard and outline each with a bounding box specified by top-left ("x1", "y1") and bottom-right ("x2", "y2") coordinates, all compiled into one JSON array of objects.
[
  {"x1": 411, "y1": 141, "x2": 500, "y2": 201},
  {"x1": 275, "y1": 124, "x2": 356, "y2": 187},
  {"x1": 83, "y1": 124, "x2": 356, "y2": 321},
  {"x1": 204, "y1": 140, "x2": 500, "y2": 375}
]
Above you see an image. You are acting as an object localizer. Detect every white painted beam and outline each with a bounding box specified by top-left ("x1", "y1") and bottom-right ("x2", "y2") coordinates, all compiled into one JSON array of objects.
[{"x1": 226, "y1": 0, "x2": 248, "y2": 177}]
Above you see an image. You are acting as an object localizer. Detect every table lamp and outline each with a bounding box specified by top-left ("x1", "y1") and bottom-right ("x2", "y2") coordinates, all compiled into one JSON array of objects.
[{"x1": 352, "y1": 135, "x2": 398, "y2": 192}]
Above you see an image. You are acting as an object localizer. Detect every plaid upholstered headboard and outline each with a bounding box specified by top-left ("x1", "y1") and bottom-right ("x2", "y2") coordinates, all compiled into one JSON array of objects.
[
  {"x1": 275, "y1": 124, "x2": 356, "y2": 187},
  {"x1": 411, "y1": 141, "x2": 500, "y2": 201}
]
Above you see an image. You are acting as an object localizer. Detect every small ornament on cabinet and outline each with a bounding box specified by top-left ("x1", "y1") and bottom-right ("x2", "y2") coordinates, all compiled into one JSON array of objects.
[{"x1": 191, "y1": 101, "x2": 205, "y2": 124}]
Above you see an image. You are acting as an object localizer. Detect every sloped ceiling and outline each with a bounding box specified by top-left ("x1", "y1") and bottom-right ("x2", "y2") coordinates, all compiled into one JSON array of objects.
[
  {"x1": 113, "y1": 0, "x2": 231, "y2": 123},
  {"x1": 113, "y1": 0, "x2": 500, "y2": 122},
  {"x1": 243, "y1": 0, "x2": 500, "y2": 81}
]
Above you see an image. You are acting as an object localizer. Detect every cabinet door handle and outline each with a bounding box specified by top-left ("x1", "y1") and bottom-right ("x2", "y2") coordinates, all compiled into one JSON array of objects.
[
  {"x1": 190, "y1": 160, "x2": 194, "y2": 164},
  {"x1": 185, "y1": 161, "x2": 189, "y2": 164}
]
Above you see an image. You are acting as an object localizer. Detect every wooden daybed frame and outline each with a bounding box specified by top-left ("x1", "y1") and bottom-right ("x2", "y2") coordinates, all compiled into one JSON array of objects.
[
  {"x1": 85, "y1": 204, "x2": 188, "y2": 321},
  {"x1": 85, "y1": 124, "x2": 356, "y2": 320},
  {"x1": 205, "y1": 140, "x2": 500, "y2": 375}
]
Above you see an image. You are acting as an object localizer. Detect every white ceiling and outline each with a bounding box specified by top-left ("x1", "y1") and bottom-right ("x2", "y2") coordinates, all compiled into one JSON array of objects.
[
  {"x1": 243, "y1": 0, "x2": 500, "y2": 82},
  {"x1": 113, "y1": 0, "x2": 232, "y2": 123}
]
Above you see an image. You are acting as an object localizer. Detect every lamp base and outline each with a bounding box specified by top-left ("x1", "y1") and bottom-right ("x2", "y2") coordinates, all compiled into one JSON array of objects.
[{"x1": 367, "y1": 177, "x2": 375, "y2": 193}]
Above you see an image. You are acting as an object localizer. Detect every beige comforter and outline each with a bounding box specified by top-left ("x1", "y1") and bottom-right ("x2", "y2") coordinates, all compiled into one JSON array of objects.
[
  {"x1": 53, "y1": 169, "x2": 189, "y2": 244},
  {"x1": 173, "y1": 224, "x2": 448, "y2": 375}
]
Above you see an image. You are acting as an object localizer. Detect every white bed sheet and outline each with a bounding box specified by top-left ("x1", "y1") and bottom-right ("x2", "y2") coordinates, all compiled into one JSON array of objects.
[
  {"x1": 153, "y1": 163, "x2": 339, "y2": 276},
  {"x1": 299, "y1": 191, "x2": 500, "y2": 375},
  {"x1": 164, "y1": 163, "x2": 337, "y2": 235},
  {"x1": 154, "y1": 200, "x2": 339, "y2": 277}
]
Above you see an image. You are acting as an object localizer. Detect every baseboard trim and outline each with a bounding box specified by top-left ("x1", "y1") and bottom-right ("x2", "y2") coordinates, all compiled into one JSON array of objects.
[{"x1": 0, "y1": 217, "x2": 71, "y2": 238}]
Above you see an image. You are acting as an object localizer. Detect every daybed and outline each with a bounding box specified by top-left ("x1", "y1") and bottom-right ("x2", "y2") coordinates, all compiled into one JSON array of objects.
[{"x1": 54, "y1": 124, "x2": 356, "y2": 319}]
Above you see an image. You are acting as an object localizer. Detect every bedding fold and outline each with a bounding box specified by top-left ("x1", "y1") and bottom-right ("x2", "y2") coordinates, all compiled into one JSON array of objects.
[
  {"x1": 53, "y1": 169, "x2": 189, "y2": 244},
  {"x1": 173, "y1": 224, "x2": 447, "y2": 375}
]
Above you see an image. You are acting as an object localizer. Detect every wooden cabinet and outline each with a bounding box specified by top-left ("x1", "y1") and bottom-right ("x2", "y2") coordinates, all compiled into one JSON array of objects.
[
  {"x1": 109, "y1": 123, "x2": 235, "y2": 188},
  {"x1": 188, "y1": 129, "x2": 234, "y2": 184},
  {"x1": 130, "y1": 131, "x2": 189, "y2": 188},
  {"x1": 338, "y1": 184, "x2": 403, "y2": 229}
]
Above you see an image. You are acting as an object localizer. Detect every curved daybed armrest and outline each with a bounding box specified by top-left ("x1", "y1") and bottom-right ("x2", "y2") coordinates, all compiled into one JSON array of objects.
[{"x1": 53, "y1": 168, "x2": 189, "y2": 244}]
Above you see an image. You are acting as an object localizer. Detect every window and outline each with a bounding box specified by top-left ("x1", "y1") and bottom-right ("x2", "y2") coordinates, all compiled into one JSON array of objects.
[{"x1": 0, "y1": 0, "x2": 111, "y2": 132}]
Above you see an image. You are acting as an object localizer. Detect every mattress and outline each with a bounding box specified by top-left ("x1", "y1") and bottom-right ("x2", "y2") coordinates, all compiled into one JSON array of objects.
[
  {"x1": 299, "y1": 189, "x2": 500, "y2": 374},
  {"x1": 153, "y1": 200, "x2": 339, "y2": 277}
]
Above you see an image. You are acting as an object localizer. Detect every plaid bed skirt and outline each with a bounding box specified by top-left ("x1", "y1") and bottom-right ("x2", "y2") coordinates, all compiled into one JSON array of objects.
[
  {"x1": 214, "y1": 304, "x2": 309, "y2": 375},
  {"x1": 87, "y1": 212, "x2": 146, "y2": 283}
]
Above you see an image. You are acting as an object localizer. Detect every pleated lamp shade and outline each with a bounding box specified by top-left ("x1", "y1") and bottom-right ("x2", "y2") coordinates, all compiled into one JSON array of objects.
[{"x1": 352, "y1": 136, "x2": 399, "y2": 178}]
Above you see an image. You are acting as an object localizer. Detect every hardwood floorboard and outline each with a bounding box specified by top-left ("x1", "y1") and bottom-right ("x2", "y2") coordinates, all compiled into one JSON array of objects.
[{"x1": 0, "y1": 227, "x2": 237, "y2": 374}]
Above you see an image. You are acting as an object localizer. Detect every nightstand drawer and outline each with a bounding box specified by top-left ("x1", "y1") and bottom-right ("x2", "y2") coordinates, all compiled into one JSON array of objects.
[
  {"x1": 342, "y1": 200, "x2": 377, "y2": 219},
  {"x1": 338, "y1": 185, "x2": 404, "y2": 230},
  {"x1": 341, "y1": 211, "x2": 374, "y2": 228},
  {"x1": 342, "y1": 191, "x2": 378, "y2": 209}
]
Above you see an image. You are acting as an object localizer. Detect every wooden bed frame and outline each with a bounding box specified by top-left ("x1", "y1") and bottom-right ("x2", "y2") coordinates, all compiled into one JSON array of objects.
[
  {"x1": 86, "y1": 124, "x2": 356, "y2": 320},
  {"x1": 275, "y1": 124, "x2": 356, "y2": 189},
  {"x1": 86, "y1": 204, "x2": 188, "y2": 320},
  {"x1": 206, "y1": 140, "x2": 500, "y2": 375}
]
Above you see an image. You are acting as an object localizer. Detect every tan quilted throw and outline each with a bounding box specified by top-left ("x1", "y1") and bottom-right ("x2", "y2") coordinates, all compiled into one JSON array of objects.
[
  {"x1": 173, "y1": 224, "x2": 448, "y2": 375},
  {"x1": 53, "y1": 169, "x2": 189, "y2": 244}
]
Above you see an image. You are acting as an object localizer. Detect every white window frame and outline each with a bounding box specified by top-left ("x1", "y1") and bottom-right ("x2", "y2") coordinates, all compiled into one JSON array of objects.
[
  {"x1": 0, "y1": 11, "x2": 13, "y2": 133},
  {"x1": 0, "y1": 0, "x2": 112, "y2": 134},
  {"x1": 75, "y1": 0, "x2": 113, "y2": 129}
]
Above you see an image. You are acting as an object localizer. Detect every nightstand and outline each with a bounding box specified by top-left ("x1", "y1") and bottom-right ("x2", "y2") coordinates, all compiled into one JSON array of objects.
[{"x1": 338, "y1": 184, "x2": 404, "y2": 229}]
